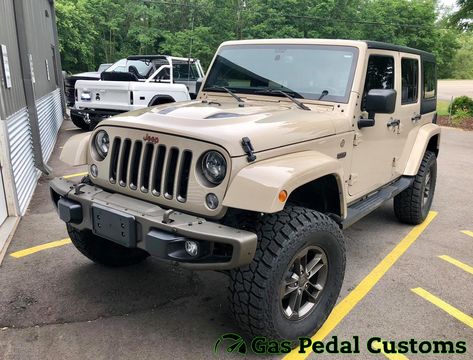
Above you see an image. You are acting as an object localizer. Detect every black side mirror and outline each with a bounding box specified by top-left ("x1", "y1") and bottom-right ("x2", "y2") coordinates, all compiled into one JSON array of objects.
[{"x1": 365, "y1": 89, "x2": 397, "y2": 118}]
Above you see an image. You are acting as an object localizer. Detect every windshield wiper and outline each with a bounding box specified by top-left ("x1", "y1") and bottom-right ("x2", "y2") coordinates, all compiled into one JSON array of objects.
[
  {"x1": 255, "y1": 89, "x2": 310, "y2": 111},
  {"x1": 209, "y1": 86, "x2": 245, "y2": 106}
]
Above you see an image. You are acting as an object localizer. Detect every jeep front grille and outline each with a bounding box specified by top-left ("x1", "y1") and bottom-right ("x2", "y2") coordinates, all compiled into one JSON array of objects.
[{"x1": 109, "y1": 138, "x2": 193, "y2": 203}]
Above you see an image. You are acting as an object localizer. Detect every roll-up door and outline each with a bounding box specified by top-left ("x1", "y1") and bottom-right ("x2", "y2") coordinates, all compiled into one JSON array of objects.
[
  {"x1": 0, "y1": 169, "x2": 7, "y2": 226},
  {"x1": 6, "y1": 108, "x2": 38, "y2": 214},
  {"x1": 36, "y1": 88, "x2": 63, "y2": 162}
]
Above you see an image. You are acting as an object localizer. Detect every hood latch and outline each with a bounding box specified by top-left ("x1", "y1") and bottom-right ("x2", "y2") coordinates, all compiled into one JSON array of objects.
[{"x1": 241, "y1": 137, "x2": 256, "y2": 163}]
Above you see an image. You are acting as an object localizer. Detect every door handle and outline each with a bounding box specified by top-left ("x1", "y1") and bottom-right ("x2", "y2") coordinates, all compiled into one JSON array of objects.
[
  {"x1": 411, "y1": 113, "x2": 422, "y2": 122},
  {"x1": 387, "y1": 119, "x2": 400, "y2": 128}
]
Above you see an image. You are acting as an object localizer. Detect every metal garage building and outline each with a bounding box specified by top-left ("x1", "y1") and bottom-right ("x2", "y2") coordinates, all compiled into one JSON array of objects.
[{"x1": 0, "y1": 0, "x2": 64, "y2": 253}]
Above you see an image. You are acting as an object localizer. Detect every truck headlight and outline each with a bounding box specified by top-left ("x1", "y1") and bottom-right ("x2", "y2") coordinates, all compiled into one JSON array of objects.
[
  {"x1": 201, "y1": 151, "x2": 226, "y2": 185},
  {"x1": 94, "y1": 130, "x2": 110, "y2": 159}
]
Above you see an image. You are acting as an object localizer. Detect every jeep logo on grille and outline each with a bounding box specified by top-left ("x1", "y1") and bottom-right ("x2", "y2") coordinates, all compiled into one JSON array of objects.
[{"x1": 143, "y1": 134, "x2": 159, "y2": 144}]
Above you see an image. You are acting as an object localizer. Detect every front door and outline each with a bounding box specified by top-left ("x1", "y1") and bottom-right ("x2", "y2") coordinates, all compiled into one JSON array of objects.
[
  {"x1": 349, "y1": 51, "x2": 401, "y2": 197},
  {"x1": 0, "y1": 168, "x2": 8, "y2": 226}
]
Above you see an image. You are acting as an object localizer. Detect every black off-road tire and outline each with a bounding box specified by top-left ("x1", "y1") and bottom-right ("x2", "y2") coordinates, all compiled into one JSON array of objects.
[
  {"x1": 67, "y1": 225, "x2": 149, "y2": 267},
  {"x1": 393, "y1": 150, "x2": 437, "y2": 225},
  {"x1": 228, "y1": 206, "x2": 346, "y2": 340},
  {"x1": 70, "y1": 113, "x2": 91, "y2": 131}
]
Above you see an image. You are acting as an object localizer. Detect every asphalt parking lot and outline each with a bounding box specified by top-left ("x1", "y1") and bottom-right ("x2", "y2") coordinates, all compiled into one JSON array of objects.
[{"x1": 0, "y1": 120, "x2": 472, "y2": 360}]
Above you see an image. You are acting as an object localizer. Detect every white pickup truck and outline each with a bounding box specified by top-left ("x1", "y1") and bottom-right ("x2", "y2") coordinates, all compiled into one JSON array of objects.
[{"x1": 71, "y1": 55, "x2": 205, "y2": 130}]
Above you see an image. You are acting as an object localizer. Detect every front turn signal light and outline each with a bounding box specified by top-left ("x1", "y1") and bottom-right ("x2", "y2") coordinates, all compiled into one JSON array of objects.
[{"x1": 278, "y1": 190, "x2": 288, "y2": 203}]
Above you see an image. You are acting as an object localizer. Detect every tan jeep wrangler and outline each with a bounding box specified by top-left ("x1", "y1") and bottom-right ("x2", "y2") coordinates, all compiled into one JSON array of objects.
[{"x1": 50, "y1": 39, "x2": 440, "y2": 340}]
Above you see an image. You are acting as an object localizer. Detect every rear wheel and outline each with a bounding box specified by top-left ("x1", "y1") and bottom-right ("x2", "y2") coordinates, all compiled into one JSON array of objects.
[
  {"x1": 67, "y1": 225, "x2": 149, "y2": 267},
  {"x1": 228, "y1": 206, "x2": 346, "y2": 340},
  {"x1": 394, "y1": 150, "x2": 437, "y2": 224}
]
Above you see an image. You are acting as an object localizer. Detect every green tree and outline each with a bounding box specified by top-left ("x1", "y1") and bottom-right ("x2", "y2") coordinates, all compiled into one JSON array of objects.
[
  {"x1": 450, "y1": 0, "x2": 473, "y2": 30},
  {"x1": 451, "y1": 34, "x2": 473, "y2": 78},
  {"x1": 55, "y1": 0, "x2": 98, "y2": 73},
  {"x1": 55, "y1": 0, "x2": 470, "y2": 79}
]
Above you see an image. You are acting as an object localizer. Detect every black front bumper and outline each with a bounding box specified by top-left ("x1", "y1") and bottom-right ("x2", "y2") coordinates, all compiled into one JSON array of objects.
[
  {"x1": 50, "y1": 178, "x2": 257, "y2": 270},
  {"x1": 70, "y1": 108, "x2": 126, "y2": 122}
]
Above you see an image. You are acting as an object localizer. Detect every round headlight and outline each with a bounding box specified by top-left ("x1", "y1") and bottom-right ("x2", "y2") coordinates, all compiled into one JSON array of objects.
[
  {"x1": 201, "y1": 151, "x2": 227, "y2": 185},
  {"x1": 94, "y1": 130, "x2": 110, "y2": 159}
]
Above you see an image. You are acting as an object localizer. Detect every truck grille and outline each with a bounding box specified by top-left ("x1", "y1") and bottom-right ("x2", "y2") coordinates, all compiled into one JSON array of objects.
[{"x1": 109, "y1": 138, "x2": 193, "y2": 203}]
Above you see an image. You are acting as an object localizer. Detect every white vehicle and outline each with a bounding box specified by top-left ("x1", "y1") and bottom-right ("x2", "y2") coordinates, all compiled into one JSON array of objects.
[{"x1": 71, "y1": 55, "x2": 205, "y2": 130}]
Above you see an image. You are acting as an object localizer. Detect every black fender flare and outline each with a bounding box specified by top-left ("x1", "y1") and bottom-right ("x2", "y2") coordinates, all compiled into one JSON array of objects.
[{"x1": 147, "y1": 95, "x2": 176, "y2": 107}]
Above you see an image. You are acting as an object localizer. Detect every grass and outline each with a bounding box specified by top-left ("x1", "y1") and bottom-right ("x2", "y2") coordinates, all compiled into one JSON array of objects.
[{"x1": 437, "y1": 99, "x2": 450, "y2": 116}]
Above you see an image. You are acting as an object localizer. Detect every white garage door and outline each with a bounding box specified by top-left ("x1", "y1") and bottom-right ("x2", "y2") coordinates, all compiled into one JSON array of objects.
[{"x1": 0, "y1": 169, "x2": 7, "y2": 226}]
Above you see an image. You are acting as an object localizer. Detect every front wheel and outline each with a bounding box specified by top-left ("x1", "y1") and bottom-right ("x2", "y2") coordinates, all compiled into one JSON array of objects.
[
  {"x1": 394, "y1": 150, "x2": 437, "y2": 225},
  {"x1": 228, "y1": 206, "x2": 346, "y2": 340}
]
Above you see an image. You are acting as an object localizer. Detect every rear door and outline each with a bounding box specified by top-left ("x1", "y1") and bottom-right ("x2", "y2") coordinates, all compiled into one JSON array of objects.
[
  {"x1": 395, "y1": 53, "x2": 422, "y2": 175},
  {"x1": 0, "y1": 167, "x2": 8, "y2": 226}
]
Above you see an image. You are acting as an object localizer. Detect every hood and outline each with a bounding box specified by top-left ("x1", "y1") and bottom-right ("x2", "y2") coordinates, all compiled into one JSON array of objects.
[
  {"x1": 102, "y1": 100, "x2": 347, "y2": 157},
  {"x1": 70, "y1": 71, "x2": 101, "y2": 79}
]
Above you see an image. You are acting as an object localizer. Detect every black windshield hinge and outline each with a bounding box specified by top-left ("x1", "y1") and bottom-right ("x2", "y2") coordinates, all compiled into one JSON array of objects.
[{"x1": 241, "y1": 137, "x2": 256, "y2": 163}]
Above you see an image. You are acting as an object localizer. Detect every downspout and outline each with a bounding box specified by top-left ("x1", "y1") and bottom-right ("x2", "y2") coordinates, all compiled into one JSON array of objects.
[
  {"x1": 12, "y1": 0, "x2": 51, "y2": 175},
  {"x1": 48, "y1": 0, "x2": 66, "y2": 115}
]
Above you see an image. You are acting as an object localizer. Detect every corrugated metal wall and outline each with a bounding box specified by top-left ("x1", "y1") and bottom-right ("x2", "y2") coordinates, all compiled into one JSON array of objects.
[
  {"x1": 0, "y1": 0, "x2": 27, "y2": 119},
  {"x1": 5, "y1": 108, "x2": 38, "y2": 214},
  {"x1": 0, "y1": 0, "x2": 64, "y2": 216},
  {"x1": 22, "y1": 0, "x2": 58, "y2": 99},
  {"x1": 37, "y1": 88, "x2": 62, "y2": 161}
]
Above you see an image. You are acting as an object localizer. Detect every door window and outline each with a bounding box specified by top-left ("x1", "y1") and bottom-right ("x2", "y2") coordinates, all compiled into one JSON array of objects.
[
  {"x1": 401, "y1": 58, "x2": 419, "y2": 104},
  {"x1": 362, "y1": 55, "x2": 394, "y2": 110},
  {"x1": 423, "y1": 61, "x2": 436, "y2": 99}
]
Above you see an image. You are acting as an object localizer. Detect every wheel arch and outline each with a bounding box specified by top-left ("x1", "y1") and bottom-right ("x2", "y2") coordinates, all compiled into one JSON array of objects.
[
  {"x1": 404, "y1": 123, "x2": 441, "y2": 176},
  {"x1": 222, "y1": 151, "x2": 346, "y2": 217},
  {"x1": 147, "y1": 95, "x2": 176, "y2": 107},
  {"x1": 59, "y1": 132, "x2": 91, "y2": 166}
]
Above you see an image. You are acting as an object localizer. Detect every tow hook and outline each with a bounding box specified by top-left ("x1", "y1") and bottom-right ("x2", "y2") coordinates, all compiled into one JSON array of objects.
[{"x1": 162, "y1": 209, "x2": 175, "y2": 224}]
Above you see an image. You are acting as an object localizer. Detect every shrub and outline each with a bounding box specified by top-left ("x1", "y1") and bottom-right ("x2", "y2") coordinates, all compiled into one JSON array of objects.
[
  {"x1": 451, "y1": 109, "x2": 470, "y2": 127},
  {"x1": 449, "y1": 96, "x2": 473, "y2": 116}
]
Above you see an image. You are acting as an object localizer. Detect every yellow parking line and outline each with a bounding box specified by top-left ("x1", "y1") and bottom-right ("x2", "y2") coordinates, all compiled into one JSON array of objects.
[
  {"x1": 411, "y1": 288, "x2": 473, "y2": 329},
  {"x1": 438, "y1": 255, "x2": 473, "y2": 275},
  {"x1": 461, "y1": 230, "x2": 473, "y2": 238},
  {"x1": 283, "y1": 211, "x2": 438, "y2": 360},
  {"x1": 10, "y1": 238, "x2": 71, "y2": 258},
  {"x1": 381, "y1": 352, "x2": 409, "y2": 360},
  {"x1": 62, "y1": 172, "x2": 87, "y2": 179}
]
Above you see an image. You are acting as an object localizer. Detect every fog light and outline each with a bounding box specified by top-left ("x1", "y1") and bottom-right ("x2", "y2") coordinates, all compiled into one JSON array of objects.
[
  {"x1": 184, "y1": 240, "x2": 199, "y2": 257},
  {"x1": 206, "y1": 193, "x2": 219, "y2": 210},
  {"x1": 90, "y1": 164, "x2": 98, "y2": 177}
]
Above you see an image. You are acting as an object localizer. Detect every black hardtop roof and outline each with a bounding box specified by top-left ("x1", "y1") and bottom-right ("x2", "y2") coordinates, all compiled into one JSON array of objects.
[
  {"x1": 127, "y1": 55, "x2": 168, "y2": 60},
  {"x1": 364, "y1": 41, "x2": 435, "y2": 62},
  {"x1": 126, "y1": 55, "x2": 196, "y2": 62}
]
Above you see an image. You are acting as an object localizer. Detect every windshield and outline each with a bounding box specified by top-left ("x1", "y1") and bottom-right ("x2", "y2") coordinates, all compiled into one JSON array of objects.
[
  {"x1": 203, "y1": 44, "x2": 359, "y2": 103},
  {"x1": 106, "y1": 59, "x2": 153, "y2": 76}
]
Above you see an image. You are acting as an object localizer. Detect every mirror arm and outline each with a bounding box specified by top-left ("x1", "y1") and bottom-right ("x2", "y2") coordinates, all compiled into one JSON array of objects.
[{"x1": 358, "y1": 116, "x2": 376, "y2": 129}]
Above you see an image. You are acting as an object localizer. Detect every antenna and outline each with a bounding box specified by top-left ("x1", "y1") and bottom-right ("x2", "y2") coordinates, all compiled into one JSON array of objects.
[{"x1": 187, "y1": 8, "x2": 194, "y2": 84}]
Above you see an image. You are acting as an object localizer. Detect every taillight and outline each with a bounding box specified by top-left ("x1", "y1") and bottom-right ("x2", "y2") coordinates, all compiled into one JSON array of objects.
[
  {"x1": 75, "y1": 89, "x2": 78, "y2": 101},
  {"x1": 130, "y1": 91, "x2": 134, "y2": 105}
]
